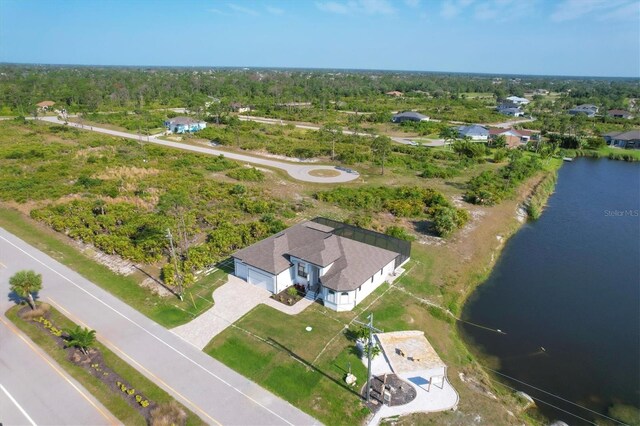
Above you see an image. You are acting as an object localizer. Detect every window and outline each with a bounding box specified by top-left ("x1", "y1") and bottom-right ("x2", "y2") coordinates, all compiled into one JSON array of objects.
[
  {"x1": 380, "y1": 268, "x2": 383, "y2": 275},
  {"x1": 297, "y1": 263, "x2": 308, "y2": 278}
]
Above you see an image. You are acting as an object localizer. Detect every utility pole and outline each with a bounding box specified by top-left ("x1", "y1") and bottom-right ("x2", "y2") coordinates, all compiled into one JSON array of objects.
[
  {"x1": 353, "y1": 313, "x2": 382, "y2": 402},
  {"x1": 166, "y1": 228, "x2": 184, "y2": 301}
]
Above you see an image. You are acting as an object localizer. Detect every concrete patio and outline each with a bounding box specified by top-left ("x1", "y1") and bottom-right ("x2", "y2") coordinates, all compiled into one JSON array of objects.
[{"x1": 366, "y1": 331, "x2": 459, "y2": 425}]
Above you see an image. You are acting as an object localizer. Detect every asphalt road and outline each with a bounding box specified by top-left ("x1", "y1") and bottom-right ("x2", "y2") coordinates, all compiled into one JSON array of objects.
[
  {"x1": 0, "y1": 227, "x2": 320, "y2": 426},
  {"x1": 39, "y1": 116, "x2": 358, "y2": 184},
  {"x1": 0, "y1": 268, "x2": 117, "y2": 425}
]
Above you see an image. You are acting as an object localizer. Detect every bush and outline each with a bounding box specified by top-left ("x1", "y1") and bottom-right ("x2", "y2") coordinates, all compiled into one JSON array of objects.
[
  {"x1": 226, "y1": 167, "x2": 265, "y2": 182},
  {"x1": 286, "y1": 287, "x2": 298, "y2": 297},
  {"x1": 151, "y1": 401, "x2": 187, "y2": 426},
  {"x1": 384, "y1": 226, "x2": 415, "y2": 241}
]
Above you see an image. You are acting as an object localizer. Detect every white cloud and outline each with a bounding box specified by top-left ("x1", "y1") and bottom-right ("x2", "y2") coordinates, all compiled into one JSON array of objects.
[
  {"x1": 474, "y1": 0, "x2": 535, "y2": 21},
  {"x1": 316, "y1": 0, "x2": 396, "y2": 15},
  {"x1": 440, "y1": 0, "x2": 474, "y2": 19},
  {"x1": 599, "y1": 1, "x2": 640, "y2": 21},
  {"x1": 266, "y1": 6, "x2": 285, "y2": 15},
  {"x1": 228, "y1": 3, "x2": 259, "y2": 16},
  {"x1": 550, "y1": 0, "x2": 629, "y2": 22},
  {"x1": 316, "y1": 1, "x2": 350, "y2": 14},
  {"x1": 208, "y1": 8, "x2": 230, "y2": 15}
]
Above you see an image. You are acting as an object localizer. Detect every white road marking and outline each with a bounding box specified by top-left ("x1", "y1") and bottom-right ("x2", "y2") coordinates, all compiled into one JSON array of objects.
[
  {"x1": 0, "y1": 233, "x2": 296, "y2": 426},
  {"x1": 0, "y1": 261, "x2": 6, "y2": 268},
  {"x1": 0, "y1": 383, "x2": 38, "y2": 426}
]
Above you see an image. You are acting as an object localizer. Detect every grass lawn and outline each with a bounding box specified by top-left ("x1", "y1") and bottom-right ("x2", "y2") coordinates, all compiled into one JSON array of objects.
[
  {"x1": 0, "y1": 206, "x2": 227, "y2": 328},
  {"x1": 6, "y1": 304, "x2": 203, "y2": 426},
  {"x1": 204, "y1": 304, "x2": 371, "y2": 425}
]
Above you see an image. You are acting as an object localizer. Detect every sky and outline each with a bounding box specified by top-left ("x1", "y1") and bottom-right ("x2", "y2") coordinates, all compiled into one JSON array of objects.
[{"x1": 1, "y1": 0, "x2": 639, "y2": 77}]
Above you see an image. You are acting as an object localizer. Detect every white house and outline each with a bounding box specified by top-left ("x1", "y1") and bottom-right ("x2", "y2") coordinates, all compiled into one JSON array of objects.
[
  {"x1": 164, "y1": 116, "x2": 207, "y2": 134},
  {"x1": 232, "y1": 220, "x2": 408, "y2": 311},
  {"x1": 506, "y1": 96, "x2": 530, "y2": 105},
  {"x1": 457, "y1": 124, "x2": 489, "y2": 141}
]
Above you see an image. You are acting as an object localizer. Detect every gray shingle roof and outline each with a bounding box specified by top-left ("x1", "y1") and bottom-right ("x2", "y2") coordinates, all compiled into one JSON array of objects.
[
  {"x1": 232, "y1": 221, "x2": 399, "y2": 291},
  {"x1": 167, "y1": 116, "x2": 201, "y2": 125},
  {"x1": 607, "y1": 130, "x2": 640, "y2": 141},
  {"x1": 457, "y1": 124, "x2": 489, "y2": 137},
  {"x1": 392, "y1": 111, "x2": 429, "y2": 122}
]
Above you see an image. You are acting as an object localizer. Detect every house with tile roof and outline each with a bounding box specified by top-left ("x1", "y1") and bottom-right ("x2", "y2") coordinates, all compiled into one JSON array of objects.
[
  {"x1": 489, "y1": 128, "x2": 537, "y2": 148},
  {"x1": 607, "y1": 110, "x2": 634, "y2": 120},
  {"x1": 232, "y1": 220, "x2": 408, "y2": 311}
]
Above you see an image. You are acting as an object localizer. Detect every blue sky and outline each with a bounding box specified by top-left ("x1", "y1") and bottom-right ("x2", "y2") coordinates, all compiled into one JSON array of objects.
[{"x1": 1, "y1": 0, "x2": 639, "y2": 77}]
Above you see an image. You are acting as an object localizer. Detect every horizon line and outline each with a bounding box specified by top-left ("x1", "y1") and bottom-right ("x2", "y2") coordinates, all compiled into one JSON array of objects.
[{"x1": 1, "y1": 61, "x2": 637, "y2": 80}]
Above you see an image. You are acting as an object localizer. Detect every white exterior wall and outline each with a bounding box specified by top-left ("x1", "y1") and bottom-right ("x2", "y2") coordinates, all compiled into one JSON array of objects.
[
  {"x1": 234, "y1": 258, "x2": 248, "y2": 279},
  {"x1": 322, "y1": 259, "x2": 396, "y2": 312},
  {"x1": 274, "y1": 268, "x2": 294, "y2": 294}
]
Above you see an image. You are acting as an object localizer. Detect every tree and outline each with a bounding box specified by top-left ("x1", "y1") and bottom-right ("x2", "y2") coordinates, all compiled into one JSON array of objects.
[
  {"x1": 439, "y1": 126, "x2": 458, "y2": 150},
  {"x1": 489, "y1": 135, "x2": 507, "y2": 149},
  {"x1": 9, "y1": 270, "x2": 42, "y2": 310},
  {"x1": 65, "y1": 326, "x2": 96, "y2": 355},
  {"x1": 371, "y1": 136, "x2": 392, "y2": 175}
]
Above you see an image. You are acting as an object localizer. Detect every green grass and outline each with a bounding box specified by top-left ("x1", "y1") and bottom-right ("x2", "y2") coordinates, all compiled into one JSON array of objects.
[
  {"x1": 204, "y1": 304, "x2": 371, "y2": 425},
  {"x1": 6, "y1": 304, "x2": 204, "y2": 426},
  {"x1": 0, "y1": 207, "x2": 227, "y2": 328}
]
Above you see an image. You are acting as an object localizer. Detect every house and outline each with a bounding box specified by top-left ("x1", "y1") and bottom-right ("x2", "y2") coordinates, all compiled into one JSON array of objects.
[
  {"x1": 603, "y1": 130, "x2": 640, "y2": 149},
  {"x1": 385, "y1": 91, "x2": 404, "y2": 97},
  {"x1": 164, "y1": 117, "x2": 206, "y2": 134},
  {"x1": 489, "y1": 128, "x2": 536, "y2": 148},
  {"x1": 607, "y1": 109, "x2": 634, "y2": 120},
  {"x1": 232, "y1": 219, "x2": 410, "y2": 312},
  {"x1": 497, "y1": 105, "x2": 525, "y2": 117},
  {"x1": 457, "y1": 124, "x2": 489, "y2": 141},
  {"x1": 36, "y1": 100, "x2": 55, "y2": 111},
  {"x1": 533, "y1": 89, "x2": 549, "y2": 95},
  {"x1": 230, "y1": 102, "x2": 251, "y2": 113},
  {"x1": 505, "y1": 96, "x2": 530, "y2": 105},
  {"x1": 392, "y1": 111, "x2": 429, "y2": 123},
  {"x1": 569, "y1": 104, "x2": 599, "y2": 117}
]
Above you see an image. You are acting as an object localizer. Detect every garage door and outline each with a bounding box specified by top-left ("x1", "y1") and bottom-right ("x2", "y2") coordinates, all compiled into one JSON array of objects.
[{"x1": 247, "y1": 268, "x2": 273, "y2": 292}]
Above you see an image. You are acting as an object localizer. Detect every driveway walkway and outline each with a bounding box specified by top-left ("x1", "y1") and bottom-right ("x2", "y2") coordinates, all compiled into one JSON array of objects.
[
  {"x1": 172, "y1": 275, "x2": 315, "y2": 349},
  {"x1": 0, "y1": 228, "x2": 319, "y2": 425},
  {"x1": 39, "y1": 116, "x2": 358, "y2": 184}
]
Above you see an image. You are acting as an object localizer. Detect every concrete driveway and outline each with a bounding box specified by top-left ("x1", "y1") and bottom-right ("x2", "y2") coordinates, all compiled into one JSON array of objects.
[
  {"x1": 172, "y1": 276, "x2": 272, "y2": 349},
  {"x1": 0, "y1": 227, "x2": 319, "y2": 425},
  {"x1": 38, "y1": 116, "x2": 358, "y2": 184}
]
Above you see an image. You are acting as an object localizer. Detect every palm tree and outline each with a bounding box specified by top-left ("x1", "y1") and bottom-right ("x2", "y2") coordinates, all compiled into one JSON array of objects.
[
  {"x1": 9, "y1": 270, "x2": 42, "y2": 310},
  {"x1": 439, "y1": 126, "x2": 458, "y2": 150},
  {"x1": 65, "y1": 326, "x2": 96, "y2": 355}
]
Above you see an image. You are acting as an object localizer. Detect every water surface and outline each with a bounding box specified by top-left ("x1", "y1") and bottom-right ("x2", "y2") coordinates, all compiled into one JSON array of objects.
[{"x1": 461, "y1": 158, "x2": 640, "y2": 424}]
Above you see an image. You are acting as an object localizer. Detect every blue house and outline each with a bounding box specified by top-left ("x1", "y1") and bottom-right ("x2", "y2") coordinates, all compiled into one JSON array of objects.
[{"x1": 164, "y1": 117, "x2": 207, "y2": 134}]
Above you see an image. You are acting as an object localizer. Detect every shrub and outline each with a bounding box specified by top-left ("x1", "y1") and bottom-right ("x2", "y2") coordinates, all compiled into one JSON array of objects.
[
  {"x1": 385, "y1": 226, "x2": 415, "y2": 241},
  {"x1": 226, "y1": 167, "x2": 265, "y2": 182},
  {"x1": 286, "y1": 286, "x2": 298, "y2": 297},
  {"x1": 151, "y1": 401, "x2": 187, "y2": 426}
]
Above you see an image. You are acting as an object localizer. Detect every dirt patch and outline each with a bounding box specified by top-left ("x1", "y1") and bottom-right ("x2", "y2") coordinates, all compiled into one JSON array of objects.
[
  {"x1": 95, "y1": 166, "x2": 160, "y2": 180},
  {"x1": 308, "y1": 169, "x2": 341, "y2": 177},
  {"x1": 71, "y1": 239, "x2": 137, "y2": 276}
]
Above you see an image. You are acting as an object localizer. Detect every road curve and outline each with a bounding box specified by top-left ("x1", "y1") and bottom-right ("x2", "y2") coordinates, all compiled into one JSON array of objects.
[
  {"x1": 0, "y1": 227, "x2": 320, "y2": 426},
  {"x1": 39, "y1": 116, "x2": 359, "y2": 184}
]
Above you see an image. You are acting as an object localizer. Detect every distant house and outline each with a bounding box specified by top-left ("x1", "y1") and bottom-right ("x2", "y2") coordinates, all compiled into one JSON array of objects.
[
  {"x1": 277, "y1": 102, "x2": 312, "y2": 108},
  {"x1": 496, "y1": 105, "x2": 525, "y2": 117},
  {"x1": 385, "y1": 91, "x2": 404, "y2": 97},
  {"x1": 505, "y1": 96, "x2": 530, "y2": 105},
  {"x1": 164, "y1": 117, "x2": 206, "y2": 134},
  {"x1": 232, "y1": 219, "x2": 409, "y2": 312},
  {"x1": 603, "y1": 130, "x2": 640, "y2": 149},
  {"x1": 533, "y1": 89, "x2": 549, "y2": 95},
  {"x1": 457, "y1": 124, "x2": 489, "y2": 141},
  {"x1": 392, "y1": 111, "x2": 429, "y2": 123},
  {"x1": 230, "y1": 102, "x2": 251, "y2": 113},
  {"x1": 569, "y1": 104, "x2": 599, "y2": 117},
  {"x1": 607, "y1": 109, "x2": 634, "y2": 120},
  {"x1": 36, "y1": 100, "x2": 55, "y2": 111},
  {"x1": 489, "y1": 128, "x2": 536, "y2": 148}
]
